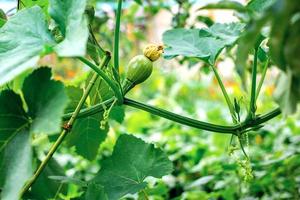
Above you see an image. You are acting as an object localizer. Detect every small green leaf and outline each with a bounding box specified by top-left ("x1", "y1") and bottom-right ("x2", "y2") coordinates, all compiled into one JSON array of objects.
[
  {"x1": 67, "y1": 113, "x2": 108, "y2": 160},
  {"x1": 163, "y1": 23, "x2": 244, "y2": 64},
  {"x1": 200, "y1": 1, "x2": 247, "y2": 13},
  {"x1": 0, "y1": 6, "x2": 55, "y2": 86},
  {"x1": 22, "y1": 67, "x2": 69, "y2": 135},
  {"x1": 109, "y1": 105, "x2": 125, "y2": 123},
  {"x1": 90, "y1": 134, "x2": 173, "y2": 200},
  {"x1": 19, "y1": 0, "x2": 49, "y2": 14},
  {"x1": 49, "y1": 0, "x2": 89, "y2": 56},
  {"x1": 247, "y1": 0, "x2": 277, "y2": 15}
]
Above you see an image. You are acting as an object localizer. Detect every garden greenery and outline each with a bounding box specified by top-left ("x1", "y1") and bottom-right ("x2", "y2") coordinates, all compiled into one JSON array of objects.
[{"x1": 0, "y1": 0, "x2": 299, "y2": 199}]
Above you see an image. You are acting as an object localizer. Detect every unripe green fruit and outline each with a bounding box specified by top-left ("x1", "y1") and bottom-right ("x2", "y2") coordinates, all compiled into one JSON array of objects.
[
  {"x1": 123, "y1": 44, "x2": 163, "y2": 94},
  {"x1": 126, "y1": 55, "x2": 153, "y2": 85}
]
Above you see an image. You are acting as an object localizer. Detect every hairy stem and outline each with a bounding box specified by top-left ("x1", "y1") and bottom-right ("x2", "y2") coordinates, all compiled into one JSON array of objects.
[
  {"x1": 19, "y1": 55, "x2": 111, "y2": 197},
  {"x1": 210, "y1": 65, "x2": 237, "y2": 123},
  {"x1": 77, "y1": 56, "x2": 123, "y2": 104}
]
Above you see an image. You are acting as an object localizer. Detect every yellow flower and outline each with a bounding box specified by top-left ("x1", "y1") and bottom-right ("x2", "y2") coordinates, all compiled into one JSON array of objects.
[{"x1": 143, "y1": 44, "x2": 164, "y2": 62}]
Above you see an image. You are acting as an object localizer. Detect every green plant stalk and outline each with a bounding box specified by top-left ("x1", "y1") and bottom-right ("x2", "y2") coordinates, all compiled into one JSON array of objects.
[
  {"x1": 114, "y1": 0, "x2": 122, "y2": 72},
  {"x1": 62, "y1": 96, "x2": 281, "y2": 134},
  {"x1": 249, "y1": 48, "x2": 258, "y2": 119},
  {"x1": 77, "y1": 56, "x2": 123, "y2": 104},
  {"x1": 19, "y1": 55, "x2": 111, "y2": 197},
  {"x1": 210, "y1": 65, "x2": 237, "y2": 123},
  {"x1": 255, "y1": 59, "x2": 269, "y2": 101}
]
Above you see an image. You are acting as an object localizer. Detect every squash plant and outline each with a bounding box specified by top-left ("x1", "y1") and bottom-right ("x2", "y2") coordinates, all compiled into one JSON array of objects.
[{"x1": 0, "y1": 0, "x2": 299, "y2": 199}]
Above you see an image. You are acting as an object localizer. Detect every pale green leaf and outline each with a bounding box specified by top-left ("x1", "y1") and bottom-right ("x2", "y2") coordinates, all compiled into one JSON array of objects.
[
  {"x1": 163, "y1": 23, "x2": 244, "y2": 64},
  {"x1": 0, "y1": 6, "x2": 55, "y2": 86},
  {"x1": 49, "y1": 0, "x2": 89, "y2": 56}
]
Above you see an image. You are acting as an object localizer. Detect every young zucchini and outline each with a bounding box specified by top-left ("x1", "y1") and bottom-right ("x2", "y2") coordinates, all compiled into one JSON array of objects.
[{"x1": 123, "y1": 44, "x2": 163, "y2": 93}]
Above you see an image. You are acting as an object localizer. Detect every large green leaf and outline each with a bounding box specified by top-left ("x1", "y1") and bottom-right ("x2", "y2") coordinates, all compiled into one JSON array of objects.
[
  {"x1": 0, "y1": 90, "x2": 32, "y2": 200},
  {"x1": 0, "y1": 6, "x2": 55, "y2": 86},
  {"x1": 22, "y1": 67, "x2": 69, "y2": 135},
  {"x1": 49, "y1": 0, "x2": 89, "y2": 56},
  {"x1": 0, "y1": 67, "x2": 69, "y2": 198},
  {"x1": 163, "y1": 23, "x2": 244, "y2": 64},
  {"x1": 90, "y1": 134, "x2": 173, "y2": 200},
  {"x1": 67, "y1": 113, "x2": 108, "y2": 161}
]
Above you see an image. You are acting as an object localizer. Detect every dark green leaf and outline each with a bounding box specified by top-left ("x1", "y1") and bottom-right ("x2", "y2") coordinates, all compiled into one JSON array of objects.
[
  {"x1": 0, "y1": 6, "x2": 55, "y2": 86},
  {"x1": 0, "y1": 9, "x2": 6, "y2": 28},
  {"x1": 22, "y1": 67, "x2": 69, "y2": 135},
  {"x1": 163, "y1": 23, "x2": 244, "y2": 64},
  {"x1": 134, "y1": 0, "x2": 143, "y2": 5},
  {"x1": 91, "y1": 134, "x2": 173, "y2": 200},
  {"x1": 25, "y1": 159, "x2": 68, "y2": 199},
  {"x1": 85, "y1": 182, "x2": 108, "y2": 200},
  {"x1": 49, "y1": 0, "x2": 89, "y2": 56},
  {"x1": 65, "y1": 86, "x2": 86, "y2": 113},
  {"x1": 109, "y1": 106, "x2": 125, "y2": 124},
  {"x1": 67, "y1": 113, "x2": 108, "y2": 160},
  {"x1": 0, "y1": 90, "x2": 28, "y2": 149}
]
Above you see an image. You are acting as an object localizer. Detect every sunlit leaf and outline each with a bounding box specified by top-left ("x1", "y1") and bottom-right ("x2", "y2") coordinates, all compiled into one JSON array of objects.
[
  {"x1": 163, "y1": 23, "x2": 244, "y2": 64},
  {"x1": 49, "y1": 0, "x2": 89, "y2": 56},
  {"x1": 0, "y1": 6, "x2": 55, "y2": 86}
]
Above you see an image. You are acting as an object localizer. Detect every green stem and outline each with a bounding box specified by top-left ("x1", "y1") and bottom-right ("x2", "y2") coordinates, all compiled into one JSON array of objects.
[
  {"x1": 124, "y1": 98, "x2": 235, "y2": 134},
  {"x1": 255, "y1": 59, "x2": 269, "y2": 101},
  {"x1": 249, "y1": 48, "x2": 258, "y2": 118},
  {"x1": 77, "y1": 56, "x2": 123, "y2": 104},
  {"x1": 210, "y1": 65, "x2": 237, "y2": 123},
  {"x1": 114, "y1": 0, "x2": 122, "y2": 72},
  {"x1": 20, "y1": 55, "x2": 111, "y2": 197},
  {"x1": 62, "y1": 96, "x2": 281, "y2": 134}
]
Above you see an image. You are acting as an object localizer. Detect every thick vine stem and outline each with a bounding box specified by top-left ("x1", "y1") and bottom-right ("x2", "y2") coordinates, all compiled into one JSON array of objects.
[
  {"x1": 62, "y1": 94, "x2": 281, "y2": 134},
  {"x1": 19, "y1": 54, "x2": 111, "y2": 198}
]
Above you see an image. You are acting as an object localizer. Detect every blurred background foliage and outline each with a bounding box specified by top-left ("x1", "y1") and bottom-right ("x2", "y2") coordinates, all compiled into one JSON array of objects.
[{"x1": 1, "y1": 0, "x2": 300, "y2": 199}]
